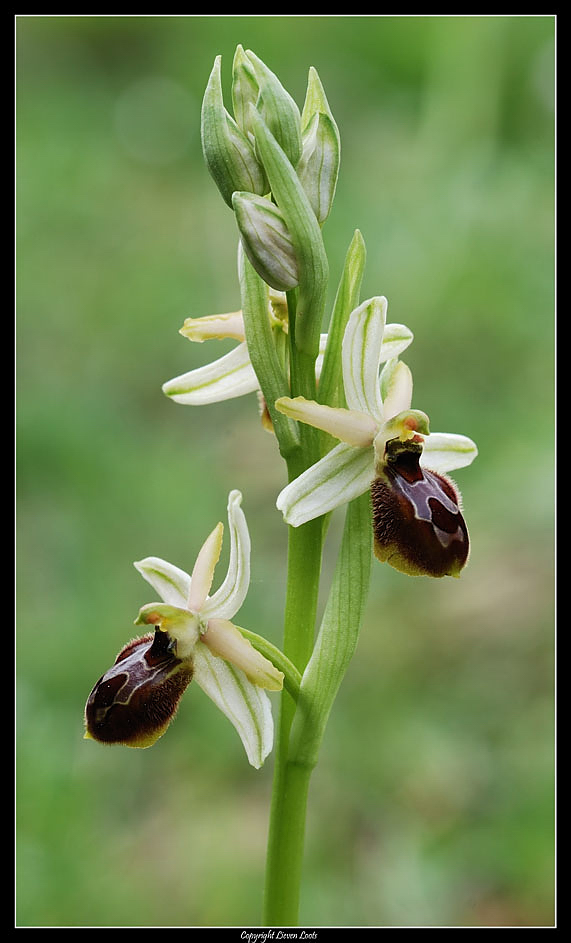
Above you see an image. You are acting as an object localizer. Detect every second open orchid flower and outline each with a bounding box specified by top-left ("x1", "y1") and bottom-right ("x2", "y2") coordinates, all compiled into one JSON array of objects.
[
  {"x1": 275, "y1": 297, "x2": 478, "y2": 577},
  {"x1": 84, "y1": 491, "x2": 283, "y2": 768},
  {"x1": 161, "y1": 290, "x2": 414, "y2": 417}
]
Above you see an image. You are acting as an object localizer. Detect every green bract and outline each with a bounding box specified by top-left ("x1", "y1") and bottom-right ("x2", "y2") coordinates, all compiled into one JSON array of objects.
[
  {"x1": 201, "y1": 55, "x2": 267, "y2": 208},
  {"x1": 245, "y1": 49, "x2": 303, "y2": 167},
  {"x1": 233, "y1": 191, "x2": 299, "y2": 291},
  {"x1": 298, "y1": 67, "x2": 341, "y2": 225}
]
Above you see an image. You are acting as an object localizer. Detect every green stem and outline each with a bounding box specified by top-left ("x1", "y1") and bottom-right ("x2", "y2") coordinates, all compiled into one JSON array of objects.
[
  {"x1": 264, "y1": 280, "x2": 324, "y2": 920},
  {"x1": 263, "y1": 510, "x2": 323, "y2": 926},
  {"x1": 253, "y1": 112, "x2": 331, "y2": 925},
  {"x1": 263, "y1": 754, "x2": 314, "y2": 926},
  {"x1": 262, "y1": 234, "x2": 328, "y2": 927},
  {"x1": 263, "y1": 492, "x2": 372, "y2": 925}
]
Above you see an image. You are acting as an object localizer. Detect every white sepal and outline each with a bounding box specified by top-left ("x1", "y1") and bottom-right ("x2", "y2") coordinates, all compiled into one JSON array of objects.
[
  {"x1": 342, "y1": 297, "x2": 387, "y2": 422},
  {"x1": 162, "y1": 342, "x2": 259, "y2": 405},
  {"x1": 133, "y1": 556, "x2": 191, "y2": 608},
  {"x1": 193, "y1": 642, "x2": 274, "y2": 769},
  {"x1": 276, "y1": 441, "x2": 375, "y2": 528},
  {"x1": 420, "y1": 432, "x2": 479, "y2": 474}
]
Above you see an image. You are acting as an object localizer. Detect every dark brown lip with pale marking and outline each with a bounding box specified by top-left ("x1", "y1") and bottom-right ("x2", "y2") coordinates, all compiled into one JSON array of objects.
[
  {"x1": 84, "y1": 630, "x2": 193, "y2": 748},
  {"x1": 371, "y1": 444, "x2": 469, "y2": 578}
]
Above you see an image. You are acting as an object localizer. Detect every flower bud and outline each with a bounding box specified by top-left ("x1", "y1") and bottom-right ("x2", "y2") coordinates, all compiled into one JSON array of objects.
[
  {"x1": 84, "y1": 629, "x2": 193, "y2": 748},
  {"x1": 371, "y1": 437, "x2": 469, "y2": 578},
  {"x1": 232, "y1": 191, "x2": 299, "y2": 291},
  {"x1": 298, "y1": 67, "x2": 340, "y2": 225},
  {"x1": 245, "y1": 50, "x2": 302, "y2": 167},
  {"x1": 296, "y1": 112, "x2": 340, "y2": 224},
  {"x1": 231, "y1": 44, "x2": 260, "y2": 137},
  {"x1": 201, "y1": 56, "x2": 267, "y2": 208}
]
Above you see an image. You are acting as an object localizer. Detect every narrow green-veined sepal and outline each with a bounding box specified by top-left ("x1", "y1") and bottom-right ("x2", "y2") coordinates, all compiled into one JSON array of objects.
[
  {"x1": 193, "y1": 643, "x2": 274, "y2": 768},
  {"x1": 162, "y1": 342, "x2": 259, "y2": 405},
  {"x1": 232, "y1": 191, "x2": 299, "y2": 291},
  {"x1": 276, "y1": 440, "x2": 375, "y2": 527},
  {"x1": 342, "y1": 296, "x2": 388, "y2": 422},
  {"x1": 201, "y1": 55, "x2": 267, "y2": 208},
  {"x1": 133, "y1": 556, "x2": 190, "y2": 608}
]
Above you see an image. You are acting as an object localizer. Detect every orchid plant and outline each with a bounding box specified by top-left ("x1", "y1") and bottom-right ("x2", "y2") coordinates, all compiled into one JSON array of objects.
[{"x1": 85, "y1": 46, "x2": 478, "y2": 927}]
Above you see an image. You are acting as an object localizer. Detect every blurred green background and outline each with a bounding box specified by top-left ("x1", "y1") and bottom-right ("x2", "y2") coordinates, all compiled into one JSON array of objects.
[{"x1": 16, "y1": 15, "x2": 555, "y2": 928}]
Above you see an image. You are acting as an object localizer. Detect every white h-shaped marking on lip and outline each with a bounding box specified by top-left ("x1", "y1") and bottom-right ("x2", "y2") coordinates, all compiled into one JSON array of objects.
[{"x1": 391, "y1": 470, "x2": 463, "y2": 548}]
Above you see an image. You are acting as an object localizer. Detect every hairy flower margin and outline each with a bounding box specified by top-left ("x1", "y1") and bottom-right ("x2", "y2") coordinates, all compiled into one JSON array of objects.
[
  {"x1": 84, "y1": 491, "x2": 283, "y2": 768},
  {"x1": 275, "y1": 296, "x2": 478, "y2": 576}
]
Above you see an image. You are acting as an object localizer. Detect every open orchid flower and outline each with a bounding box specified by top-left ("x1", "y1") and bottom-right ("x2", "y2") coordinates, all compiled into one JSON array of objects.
[
  {"x1": 161, "y1": 292, "x2": 286, "y2": 406},
  {"x1": 161, "y1": 291, "x2": 414, "y2": 412},
  {"x1": 84, "y1": 491, "x2": 283, "y2": 768},
  {"x1": 275, "y1": 297, "x2": 478, "y2": 577}
]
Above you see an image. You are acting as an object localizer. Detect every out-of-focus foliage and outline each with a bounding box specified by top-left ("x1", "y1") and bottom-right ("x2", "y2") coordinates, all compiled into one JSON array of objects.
[{"x1": 16, "y1": 15, "x2": 554, "y2": 928}]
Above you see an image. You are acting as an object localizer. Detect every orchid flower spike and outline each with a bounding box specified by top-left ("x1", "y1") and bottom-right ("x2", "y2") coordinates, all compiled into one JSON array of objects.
[
  {"x1": 275, "y1": 297, "x2": 478, "y2": 577},
  {"x1": 84, "y1": 491, "x2": 283, "y2": 768}
]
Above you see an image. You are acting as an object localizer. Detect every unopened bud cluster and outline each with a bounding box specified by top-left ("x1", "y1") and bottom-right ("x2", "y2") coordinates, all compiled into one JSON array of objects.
[{"x1": 201, "y1": 46, "x2": 340, "y2": 293}]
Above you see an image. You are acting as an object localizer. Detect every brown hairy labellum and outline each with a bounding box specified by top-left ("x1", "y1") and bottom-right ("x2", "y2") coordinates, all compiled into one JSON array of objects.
[
  {"x1": 371, "y1": 438, "x2": 469, "y2": 578},
  {"x1": 84, "y1": 629, "x2": 193, "y2": 748}
]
